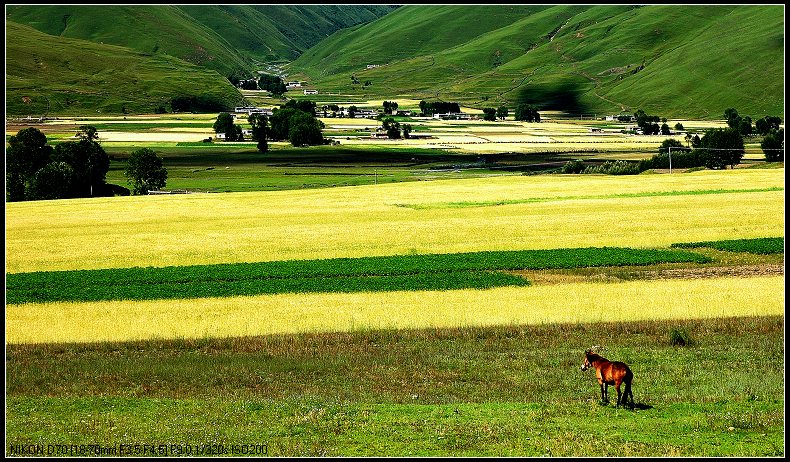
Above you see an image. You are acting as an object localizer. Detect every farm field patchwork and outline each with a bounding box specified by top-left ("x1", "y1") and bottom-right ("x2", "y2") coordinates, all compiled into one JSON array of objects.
[
  {"x1": 5, "y1": 275, "x2": 783, "y2": 344},
  {"x1": 4, "y1": 164, "x2": 783, "y2": 456},
  {"x1": 7, "y1": 113, "x2": 730, "y2": 157},
  {"x1": 5, "y1": 169, "x2": 784, "y2": 273}
]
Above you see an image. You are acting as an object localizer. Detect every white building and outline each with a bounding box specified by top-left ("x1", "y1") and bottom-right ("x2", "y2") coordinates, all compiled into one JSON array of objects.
[
  {"x1": 433, "y1": 112, "x2": 471, "y2": 120},
  {"x1": 303, "y1": 89, "x2": 318, "y2": 95}
]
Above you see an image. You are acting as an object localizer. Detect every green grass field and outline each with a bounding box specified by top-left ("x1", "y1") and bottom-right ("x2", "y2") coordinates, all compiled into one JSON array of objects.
[{"x1": 6, "y1": 316, "x2": 783, "y2": 456}]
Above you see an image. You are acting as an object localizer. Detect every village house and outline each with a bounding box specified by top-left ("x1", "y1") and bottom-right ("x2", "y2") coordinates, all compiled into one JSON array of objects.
[
  {"x1": 303, "y1": 89, "x2": 318, "y2": 95},
  {"x1": 340, "y1": 108, "x2": 378, "y2": 119},
  {"x1": 433, "y1": 112, "x2": 472, "y2": 120},
  {"x1": 234, "y1": 106, "x2": 274, "y2": 116},
  {"x1": 370, "y1": 130, "x2": 390, "y2": 139}
]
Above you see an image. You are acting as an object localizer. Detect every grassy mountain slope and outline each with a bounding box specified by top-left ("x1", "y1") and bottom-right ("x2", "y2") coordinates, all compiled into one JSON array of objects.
[
  {"x1": 290, "y1": 5, "x2": 784, "y2": 118},
  {"x1": 6, "y1": 22, "x2": 244, "y2": 116},
  {"x1": 5, "y1": 5, "x2": 252, "y2": 78},
  {"x1": 293, "y1": 5, "x2": 559, "y2": 79},
  {"x1": 6, "y1": 5, "x2": 397, "y2": 77}
]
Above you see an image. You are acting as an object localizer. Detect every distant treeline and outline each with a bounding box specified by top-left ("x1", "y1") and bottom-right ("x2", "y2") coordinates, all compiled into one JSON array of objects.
[{"x1": 419, "y1": 101, "x2": 461, "y2": 116}]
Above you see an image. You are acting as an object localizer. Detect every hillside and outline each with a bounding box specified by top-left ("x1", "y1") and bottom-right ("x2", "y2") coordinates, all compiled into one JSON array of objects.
[
  {"x1": 5, "y1": 22, "x2": 244, "y2": 116},
  {"x1": 6, "y1": 5, "x2": 396, "y2": 78},
  {"x1": 289, "y1": 5, "x2": 784, "y2": 119}
]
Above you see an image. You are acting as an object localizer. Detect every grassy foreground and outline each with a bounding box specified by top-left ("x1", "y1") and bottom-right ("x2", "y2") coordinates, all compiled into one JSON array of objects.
[{"x1": 6, "y1": 316, "x2": 783, "y2": 456}]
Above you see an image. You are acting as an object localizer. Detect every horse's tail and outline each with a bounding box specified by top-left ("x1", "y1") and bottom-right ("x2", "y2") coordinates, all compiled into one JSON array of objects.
[{"x1": 623, "y1": 373, "x2": 634, "y2": 408}]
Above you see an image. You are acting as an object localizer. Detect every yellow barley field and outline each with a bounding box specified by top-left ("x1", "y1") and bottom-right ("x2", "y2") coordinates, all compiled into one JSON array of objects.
[
  {"x1": 5, "y1": 276, "x2": 783, "y2": 344},
  {"x1": 5, "y1": 168, "x2": 784, "y2": 273}
]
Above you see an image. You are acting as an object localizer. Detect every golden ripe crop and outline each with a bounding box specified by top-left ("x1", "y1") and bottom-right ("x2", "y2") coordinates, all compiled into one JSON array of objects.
[
  {"x1": 5, "y1": 169, "x2": 783, "y2": 273},
  {"x1": 5, "y1": 276, "x2": 783, "y2": 344}
]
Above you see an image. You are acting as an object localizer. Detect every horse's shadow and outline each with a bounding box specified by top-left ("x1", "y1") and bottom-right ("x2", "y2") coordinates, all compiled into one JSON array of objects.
[
  {"x1": 632, "y1": 402, "x2": 653, "y2": 410},
  {"x1": 598, "y1": 401, "x2": 654, "y2": 411}
]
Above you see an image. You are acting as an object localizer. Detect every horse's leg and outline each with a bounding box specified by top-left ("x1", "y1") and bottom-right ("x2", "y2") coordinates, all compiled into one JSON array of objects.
[
  {"x1": 615, "y1": 382, "x2": 622, "y2": 408},
  {"x1": 626, "y1": 381, "x2": 634, "y2": 409},
  {"x1": 603, "y1": 383, "x2": 609, "y2": 403},
  {"x1": 600, "y1": 383, "x2": 606, "y2": 403}
]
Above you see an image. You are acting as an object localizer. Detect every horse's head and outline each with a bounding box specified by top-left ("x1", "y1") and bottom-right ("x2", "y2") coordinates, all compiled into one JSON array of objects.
[
  {"x1": 581, "y1": 349, "x2": 593, "y2": 371},
  {"x1": 581, "y1": 347, "x2": 602, "y2": 371}
]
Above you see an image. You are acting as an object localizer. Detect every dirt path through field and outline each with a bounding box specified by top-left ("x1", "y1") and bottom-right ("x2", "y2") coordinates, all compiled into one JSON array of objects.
[{"x1": 512, "y1": 264, "x2": 784, "y2": 285}]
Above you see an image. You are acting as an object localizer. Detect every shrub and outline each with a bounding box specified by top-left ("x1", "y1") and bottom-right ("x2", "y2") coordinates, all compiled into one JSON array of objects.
[
  {"x1": 582, "y1": 160, "x2": 641, "y2": 175},
  {"x1": 560, "y1": 159, "x2": 585, "y2": 174},
  {"x1": 647, "y1": 150, "x2": 704, "y2": 169},
  {"x1": 669, "y1": 328, "x2": 692, "y2": 347},
  {"x1": 761, "y1": 128, "x2": 784, "y2": 162}
]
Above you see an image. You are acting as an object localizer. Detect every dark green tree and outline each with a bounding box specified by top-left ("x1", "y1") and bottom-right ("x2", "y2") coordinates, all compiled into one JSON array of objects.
[
  {"x1": 514, "y1": 104, "x2": 540, "y2": 122},
  {"x1": 402, "y1": 124, "x2": 412, "y2": 139},
  {"x1": 738, "y1": 116, "x2": 753, "y2": 136},
  {"x1": 724, "y1": 108, "x2": 740, "y2": 128},
  {"x1": 288, "y1": 112, "x2": 324, "y2": 147},
  {"x1": 691, "y1": 134, "x2": 702, "y2": 148},
  {"x1": 124, "y1": 148, "x2": 168, "y2": 195},
  {"x1": 761, "y1": 128, "x2": 784, "y2": 162},
  {"x1": 496, "y1": 106, "x2": 508, "y2": 120},
  {"x1": 258, "y1": 74, "x2": 287, "y2": 96},
  {"x1": 26, "y1": 162, "x2": 75, "y2": 200},
  {"x1": 269, "y1": 108, "x2": 302, "y2": 140},
  {"x1": 78, "y1": 125, "x2": 99, "y2": 141},
  {"x1": 482, "y1": 108, "x2": 497, "y2": 121},
  {"x1": 660, "y1": 123, "x2": 671, "y2": 135},
  {"x1": 248, "y1": 113, "x2": 269, "y2": 153},
  {"x1": 658, "y1": 138, "x2": 688, "y2": 155},
  {"x1": 633, "y1": 109, "x2": 661, "y2": 134},
  {"x1": 382, "y1": 117, "x2": 401, "y2": 139},
  {"x1": 284, "y1": 99, "x2": 317, "y2": 116},
  {"x1": 52, "y1": 136, "x2": 109, "y2": 197},
  {"x1": 213, "y1": 112, "x2": 241, "y2": 141},
  {"x1": 383, "y1": 101, "x2": 399, "y2": 115},
  {"x1": 6, "y1": 127, "x2": 54, "y2": 201},
  {"x1": 697, "y1": 128, "x2": 744, "y2": 169},
  {"x1": 755, "y1": 116, "x2": 782, "y2": 135}
]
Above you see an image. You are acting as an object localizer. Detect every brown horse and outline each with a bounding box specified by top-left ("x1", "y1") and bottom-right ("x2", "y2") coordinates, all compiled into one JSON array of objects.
[{"x1": 581, "y1": 348, "x2": 634, "y2": 409}]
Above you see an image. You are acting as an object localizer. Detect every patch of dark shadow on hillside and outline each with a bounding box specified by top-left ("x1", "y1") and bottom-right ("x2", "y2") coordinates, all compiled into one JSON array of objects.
[{"x1": 515, "y1": 80, "x2": 590, "y2": 114}]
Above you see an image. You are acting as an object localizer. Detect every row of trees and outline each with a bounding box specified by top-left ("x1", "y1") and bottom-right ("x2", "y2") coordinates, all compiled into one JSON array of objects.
[
  {"x1": 213, "y1": 99, "x2": 325, "y2": 152},
  {"x1": 654, "y1": 128, "x2": 745, "y2": 170},
  {"x1": 419, "y1": 101, "x2": 461, "y2": 116},
  {"x1": 383, "y1": 101, "x2": 399, "y2": 115},
  {"x1": 724, "y1": 108, "x2": 783, "y2": 160},
  {"x1": 380, "y1": 117, "x2": 413, "y2": 139},
  {"x1": 477, "y1": 103, "x2": 540, "y2": 122},
  {"x1": 7, "y1": 126, "x2": 110, "y2": 201},
  {"x1": 6, "y1": 127, "x2": 167, "y2": 201},
  {"x1": 514, "y1": 104, "x2": 541, "y2": 122},
  {"x1": 633, "y1": 109, "x2": 672, "y2": 135},
  {"x1": 482, "y1": 107, "x2": 509, "y2": 121}
]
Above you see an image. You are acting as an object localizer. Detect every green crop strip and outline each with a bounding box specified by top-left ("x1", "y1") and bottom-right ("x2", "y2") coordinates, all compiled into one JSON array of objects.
[
  {"x1": 393, "y1": 187, "x2": 784, "y2": 209},
  {"x1": 671, "y1": 237, "x2": 784, "y2": 255},
  {"x1": 6, "y1": 247, "x2": 710, "y2": 304}
]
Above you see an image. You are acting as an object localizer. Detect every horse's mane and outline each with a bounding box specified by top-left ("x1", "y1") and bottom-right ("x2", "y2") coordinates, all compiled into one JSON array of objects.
[{"x1": 585, "y1": 350, "x2": 607, "y2": 362}]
